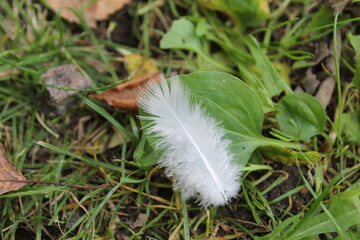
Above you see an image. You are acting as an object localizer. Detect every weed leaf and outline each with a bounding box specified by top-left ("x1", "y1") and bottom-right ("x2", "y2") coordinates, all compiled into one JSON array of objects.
[
  {"x1": 180, "y1": 72, "x2": 275, "y2": 165},
  {"x1": 348, "y1": 33, "x2": 360, "y2": 90},
  {"x1": 276, "y1": 92, "x2": 326, "y2": 141},
  {"x1": 160, "y1": 18, "x2": 202, "y2": 54}
]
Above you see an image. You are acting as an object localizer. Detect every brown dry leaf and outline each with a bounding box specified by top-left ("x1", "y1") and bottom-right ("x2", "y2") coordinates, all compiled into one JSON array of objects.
[
  {"x1": 315, "y1": 77, "x2": 335, "y2": 108},
  {"x1": 301, "y1": 68, "x2": 320, "y2": 95},
  {"x1": 128, "y1": 213, "x2": 147, "y2": 228},
  {"x1": 90, "y1": 72, "x2": 160, "y2": 110},
  {"x1": 314, "y1": 31, "x2": 341, "y2": 108},
  {"x1": 0, "y1": 144, "x2": 27, "y2": 195},
  {"x1": 90, "y1": 53, "x2": 159, "y2": 110},
  {"x1": 329, "y1": 0, "x2": 351, "y2": 14},
  {"x1": 45, "y1": 0, "x2": 131, "y2": 28}
]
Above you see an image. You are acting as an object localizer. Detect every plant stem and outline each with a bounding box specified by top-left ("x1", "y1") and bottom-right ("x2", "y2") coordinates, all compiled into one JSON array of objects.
[{"x1": 0, "y1": 179, "x2": 110, "y2": 190}]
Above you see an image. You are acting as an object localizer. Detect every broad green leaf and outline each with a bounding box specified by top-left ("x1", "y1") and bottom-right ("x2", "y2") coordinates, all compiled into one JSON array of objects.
[
  {"x1": 276, "y1": 92, "x2": 326, "y2": 141},
  {"x1": 160, "y1": 18, "x2": 202, "y2": 54},
  {"x1": 180, "y1": 72, "x2": 282, "y2": 165},
  {"x1": 195, "y1": 18, "x2": 208, "y2": 37},
  {"x1": 198, "y1": 0, "x2": 269, "y2": 27},
  {"x1": 348, "y1": 33, "x2": 360, "y2": 90},
  {"x1": 160, "y1": 18, "x2": 235, "y2": 73}
]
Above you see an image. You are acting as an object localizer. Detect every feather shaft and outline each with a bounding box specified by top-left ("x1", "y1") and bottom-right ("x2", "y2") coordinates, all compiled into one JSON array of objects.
[{"x1": 168, "y1": 106, "x2": 228, "y2": 202}]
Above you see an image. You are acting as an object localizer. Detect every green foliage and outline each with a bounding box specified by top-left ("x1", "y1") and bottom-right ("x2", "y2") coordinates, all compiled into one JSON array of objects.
[
  {"x1": 255, "y1": 172, "x2": 359, "y2": 240},
  {"x1": 276, "y1": 93, "x2": 326, "y2": 141},
  {"x1": 245, "y1": 36, "x2": 290, "y2": 97},
  {"x1": 198, "y1": 0, "x2": 269, "y2": 27},
  {"x1": 334, "y1": 110, "x2": 360, "y2": 144},
  {"x1": 160, "y1": 18, "x2": 235, "y2": 73},
  {"x1": 258, "y1": 145, "x2": 322, "y2": 165},
  {"x1": 348, "y1": 33, "x2": 360, "y2": 90},
  {"x1": 291, "y1": 185, "x2": 360, "y2": 239},
  {"x1": 134, "y1": 136, "x2": 160, "y2": 168},
  {"x1": 239, "y1": 35, "x2": 291, "y2": 112},
  {"x1": 160, "y1": 18, "x2": 202, "y2": 53}
]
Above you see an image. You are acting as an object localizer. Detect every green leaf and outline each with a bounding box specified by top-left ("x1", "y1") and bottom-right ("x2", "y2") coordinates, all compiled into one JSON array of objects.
[
  {"x1": 276, "y1": 92, "x2": 326, "y2": 141},
  {"x1": 334, "y1": 110, "x2": 360, "y2": 144},
  {"x1": 160, "y1": 18, "x2": 235, "y2": 73},
  {"x1": 256, "y1": 174, "x2": 359, "y2": 240},
  {"x1": 133, "y1": 135, "x2": 161, "y2": 168},
  {"x1": 292, "y1": 185, "x2": 360, "y2": 239},
  {"x1": 347, "y1": 33, "x2": 360, "y2": 90},
  {"x1": 160, "y1": 18, "x2": 202, "y2": 54},
  {"x1": 237, "y1": 36, "x2": 291, "y2": 112},
  {"x1": 245, "y1": 35, "x2": 291, "y2": 97},
  {"x1": 180, "y1": 72, "x2": 291, "y2": 165},
  {"x1": 303, "y1": 6, "x2": 333, "y2": 35},
  {"x1": 198, "y1": 0, "x2": 269, "y2": 27},
  {"x1": 195, "y1": 18, "x2": 208, "y2": 37}
]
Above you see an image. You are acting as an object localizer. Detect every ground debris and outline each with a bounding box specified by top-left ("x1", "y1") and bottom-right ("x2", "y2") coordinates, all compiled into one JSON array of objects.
[
  {"x1": 90, "y1": 72, "x2": 160, "y2": 111},
  {"x1": 44, "y1": 0, "x2": 131, "y2": 28},
  {"x1": 0, "y1": 143, "x2": 27, "y2": 195},
  {"x1": 41, "y1": 64, "x2": 91, "y2": 116}
]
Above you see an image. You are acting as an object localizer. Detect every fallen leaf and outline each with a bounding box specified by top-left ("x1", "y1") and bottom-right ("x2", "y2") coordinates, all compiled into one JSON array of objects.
[
  {"x1": 315, "y1": 77, "x2": 335, "y2": 108},
  {"x1": 0, "y1": 144, "x2": 27, "y2": 195},
  {"x1": 90, "y1": 72, "x2": 160, "y2": 110},
  {"x1": 313, "y1": 31, "x2": 341, "y2": 108},
  {"x1": 301, "y1": 68, "x2": 320, "y2": 95},
  {"x1": 124, "y1": 53, "x2": 159, "y2": 79},
  {"x1": 329, "y1": 0, "x2": 351, "y2": 14},
  {"x1": 41, "y1": 64, "x2": 91, "y2": 115},
  {"x1": 128, "y1": 213, "x2": 147, "y2": 228},
  {"x1": 44, "y1": 0, "x2": 131, "y2": 28},
  {"x1": 314, "y1": 42, "x2": 330, "y2": 65}
]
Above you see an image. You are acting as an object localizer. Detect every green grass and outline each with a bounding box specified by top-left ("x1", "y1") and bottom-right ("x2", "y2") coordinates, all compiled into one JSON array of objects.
[{"x1": 1, "y1": 0, "x2": 359, "y2": 239}]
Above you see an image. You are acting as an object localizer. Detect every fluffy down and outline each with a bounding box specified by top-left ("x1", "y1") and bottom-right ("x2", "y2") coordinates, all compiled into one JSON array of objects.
[{"x1": 137, "y1": 74, "x2": 241, "y2": 206}]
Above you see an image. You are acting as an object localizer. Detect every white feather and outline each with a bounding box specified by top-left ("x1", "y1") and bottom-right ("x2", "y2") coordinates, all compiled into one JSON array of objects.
[{"x1": 137, "y1": 74, "x2": 241, "y2": 206}]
